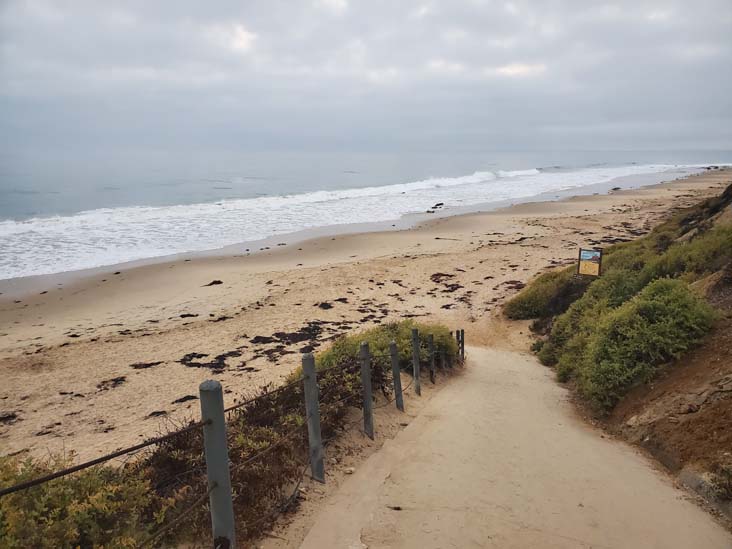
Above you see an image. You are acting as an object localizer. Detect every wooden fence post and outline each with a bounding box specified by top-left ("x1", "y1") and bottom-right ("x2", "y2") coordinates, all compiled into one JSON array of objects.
[
  {"x1": 199, "y1": 380, "x2": 236, "y2": 549},
  {"x1": 360, "y1": 342, "x2": 375, "y2": 439},
  {"x1": 411, "y1": 328, "x2": 421, "y2": 396},
  {"x1": 389, "y1": 341, "x2": 404, "y2": 412},
  {"x1": 460, "y1": 329, "x2": 465, "y2": 361},
  {"x1": 428, "y1": 334, "x2": 436, "y2": 384},
  {"x1": 301, "y1": 353, "x2": 325, "y2": 483}
]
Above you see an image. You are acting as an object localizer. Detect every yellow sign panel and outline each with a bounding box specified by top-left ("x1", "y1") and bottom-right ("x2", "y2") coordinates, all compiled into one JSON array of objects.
[{"x1": 578, "y1": 248, "x2": 602, "y2": 277}]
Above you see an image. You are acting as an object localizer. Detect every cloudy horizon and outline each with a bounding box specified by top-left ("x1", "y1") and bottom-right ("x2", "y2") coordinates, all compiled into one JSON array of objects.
[{"x1": 1, "y1": 0, "x2": 731, "y2": 161}]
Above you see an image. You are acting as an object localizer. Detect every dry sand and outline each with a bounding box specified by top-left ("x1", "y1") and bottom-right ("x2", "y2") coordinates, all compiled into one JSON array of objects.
[
  {"x1": 1, "y1": 168, "x2": 730, "y2": 461},
  {"x1": 295, "y1": 346, "x2": 732, "y2": 549}
]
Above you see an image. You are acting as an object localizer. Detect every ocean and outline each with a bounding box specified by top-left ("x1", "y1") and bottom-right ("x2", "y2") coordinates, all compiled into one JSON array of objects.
[{"x1": 1, "y1": 149, "x2": 730, "y2": 280}]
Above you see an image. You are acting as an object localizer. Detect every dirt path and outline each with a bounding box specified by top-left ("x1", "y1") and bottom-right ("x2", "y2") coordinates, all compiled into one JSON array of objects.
[{"x1": 299, "y1": 346, "x2": 731, "y2": 548}]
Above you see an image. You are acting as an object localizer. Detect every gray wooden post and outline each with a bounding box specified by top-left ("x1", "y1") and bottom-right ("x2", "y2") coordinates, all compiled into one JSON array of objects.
[
  {"x1": 455, "y1": 329, "x2": 462, "y2": 362},
  {"x1": 389, "y1": 341, "x2": 404, "y2": 412},
  {"x1": 301, "y1": 353, "x2": 325, "y2": 483},
  {"x1": 441, "y1": 347, "x2": 447, "y2": 370},
  {"x1": 428, "y1": 334, "x2": 436, "y2": 384},
  {"x1": 359, "y1": 342, "x2": 374, "y2": 439},
  {"x1": 199, "y1": 380, "x2": 236, "y2": 549},
  {"x1": 411, "y1": 328, "x2": 421, "y2": 396},
  {"x1": 449, "y1": 331, "x2": 455, "y2": 368},
  {"x1": 460, "y1": 329, "x2": 465, "y2": 361}
]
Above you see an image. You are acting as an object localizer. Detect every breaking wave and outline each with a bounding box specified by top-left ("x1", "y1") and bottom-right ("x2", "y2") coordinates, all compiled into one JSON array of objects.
[{"x1": 0, "y1": 164, "x2": 708, "y2": 279}]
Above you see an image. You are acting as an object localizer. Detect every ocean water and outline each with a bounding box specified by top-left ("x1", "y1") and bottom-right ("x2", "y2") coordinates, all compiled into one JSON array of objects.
[{"x1": 0, "y1": 150, "x2": 730, "y2": 280}]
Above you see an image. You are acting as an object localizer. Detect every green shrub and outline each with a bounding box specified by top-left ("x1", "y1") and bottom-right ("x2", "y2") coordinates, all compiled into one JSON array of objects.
[
  {"x1": 601, "y1": 240, "x2": 654, "y2": 272},
  {"x1": 537, "y1": 269, "x2": 643, "y2": 368},
  {"x1": 640, "y1": 225, "x2": 732, "y2": 284},
  {"x1": 0, "y1": 454, "x2": 160, "y2": 549},
  {"x1": 289, "y1": 320, "x2": 459, "y2": 380},
  {"x1": 504, "y1": 267, "x2": 589, "y2": 320},
  {"x1": 576, "y1": 279, "x2": 715, "y2": 411},
  {"x1": 317, "y1": 320, "x2": 458, "y2": 368}
]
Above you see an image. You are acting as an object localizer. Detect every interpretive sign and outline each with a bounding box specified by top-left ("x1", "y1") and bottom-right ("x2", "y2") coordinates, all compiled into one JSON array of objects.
[{"x1": 577, "y1": 248, "x2": 602, "y2": 277}]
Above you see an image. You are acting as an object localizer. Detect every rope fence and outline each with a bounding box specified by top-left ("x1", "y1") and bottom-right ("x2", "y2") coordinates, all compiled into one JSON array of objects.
[
  {"x1": 0, "y1": 325, "x2": 466, "y2": 548},
  {"x1": 223, "y1": 374, "x2": 305, "y2": 414},
  {"x1": 141, "y1": 482, "x2": 217, "y2": 548},
  {"x1": 0, "y1": 419, "x2": 210, "y2": 498}
]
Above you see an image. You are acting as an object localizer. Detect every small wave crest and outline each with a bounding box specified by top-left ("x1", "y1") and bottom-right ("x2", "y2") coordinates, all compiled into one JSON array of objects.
[{"x1": 497, "y1": 168, "x2": 541, "y2": 177}]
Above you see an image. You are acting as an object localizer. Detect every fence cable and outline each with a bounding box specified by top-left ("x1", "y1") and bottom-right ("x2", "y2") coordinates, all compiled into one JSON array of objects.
[
  {"x1": 0, "y1": 418, "x2": 211, "y2": 498},
  {"x1": 138, "y1": 481, "x2": 217, "y2": 548},
  {"x1": 224, "y1": 375, "x2": 305, "y2": 414},
  {"x1": 227, "y1": 384, "x2": 344, "y2": 477},
  {"x1": 372, "y1": 370, "x2": 416, "y2": 410},
  {"x1": 230, "y1": 424, "x2": 307, "y2": 476},
  {"x1": 152, "y1": 463, "x2": 207, "y2": 491}
]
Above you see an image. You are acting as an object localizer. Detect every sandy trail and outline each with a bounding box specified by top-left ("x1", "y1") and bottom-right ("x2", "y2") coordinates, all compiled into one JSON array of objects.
[{"x1": 299, "y1": 346, "x2": 732, "y2": 549}]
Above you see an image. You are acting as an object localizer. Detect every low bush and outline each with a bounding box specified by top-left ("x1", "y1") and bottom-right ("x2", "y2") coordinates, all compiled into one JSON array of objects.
[
  {"x1": 504, "y1": 267, "x2": 589, "y2": 320},
  {"x1": 640, "y1": 225, "x2": 732, "y2": 284},
  {"x1": 314, "y1": 320, "x2": 458, "y2": 373},
  {"x1": 576, "y1": 279, "x2": 715, "y2": 411},
  {"x1": 537, "y1": 269, "x2": 646, "y2": 368},
  {"x1": 0, "y1": 454, "x2": 161, "y2": 549}
]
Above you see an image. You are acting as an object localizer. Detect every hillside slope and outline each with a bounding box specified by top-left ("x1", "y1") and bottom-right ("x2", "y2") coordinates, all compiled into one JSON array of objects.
[
  {"x1": 505, "y1": 175, "x2": 732, "y2": 520},
  {"x1": 608, "y1": 269, "x2": 732, "y2": 517}
]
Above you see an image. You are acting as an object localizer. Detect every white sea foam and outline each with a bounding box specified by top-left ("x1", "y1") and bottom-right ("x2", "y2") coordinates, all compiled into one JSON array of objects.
[
  {"x1": 497, "y1": 168, "x2": 541, "y2": 177},
  {"x1": 0, "y1": 164, "x2": 708, "y2": 279}
]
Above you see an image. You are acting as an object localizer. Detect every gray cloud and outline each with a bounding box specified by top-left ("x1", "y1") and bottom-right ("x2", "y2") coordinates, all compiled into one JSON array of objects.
[{"x1": 1, "y1": 0, "x2": 731, "y2": 155}]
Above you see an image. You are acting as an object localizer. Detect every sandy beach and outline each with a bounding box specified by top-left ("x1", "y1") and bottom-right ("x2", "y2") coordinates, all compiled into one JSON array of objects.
[{"x1": 1, "y1": 168, "x2": 730, "y2": 462}]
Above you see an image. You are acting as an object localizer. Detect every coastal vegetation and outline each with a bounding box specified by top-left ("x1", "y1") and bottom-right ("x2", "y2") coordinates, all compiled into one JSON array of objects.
[
  {"x1": 302, "y1": 320, "x2": 457, "y2": 377},
  {"x1": 0, "y1": 320, "x2": 459, "y2": 548},
  {"x1": 506, "y1": 183, "x2": 732, "y2": 412},
  {"x1": 0, "y1": 455, "x2": 157, "y2": 548}
]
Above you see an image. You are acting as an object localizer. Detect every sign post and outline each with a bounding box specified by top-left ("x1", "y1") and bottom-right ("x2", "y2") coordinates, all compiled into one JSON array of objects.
[{"x1": 577, "y1": 248, "x2": 603, "y2": 277}]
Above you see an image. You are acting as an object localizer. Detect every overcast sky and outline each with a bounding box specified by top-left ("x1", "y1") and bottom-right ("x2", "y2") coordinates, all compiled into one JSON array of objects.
[{"x1": 1, "y1": 0, "x2": 731, "y2": 156}]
